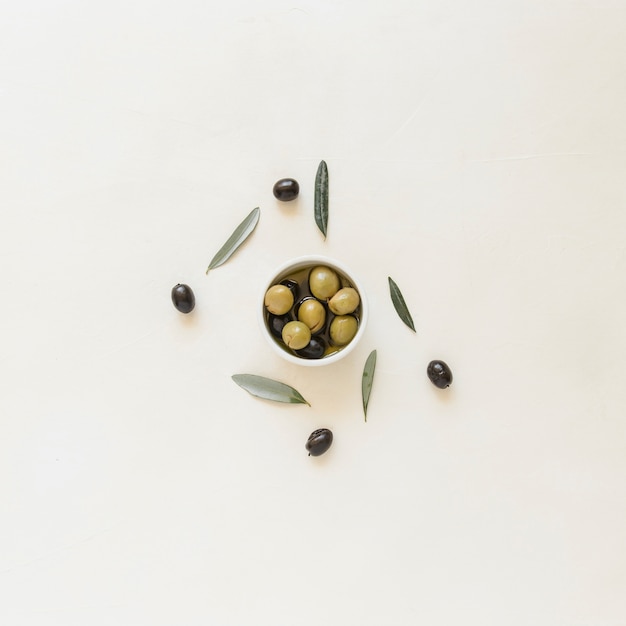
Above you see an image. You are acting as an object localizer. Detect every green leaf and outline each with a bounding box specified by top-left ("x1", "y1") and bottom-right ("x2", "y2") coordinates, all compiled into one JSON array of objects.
[
  {"x1": 314, "y1": 160, "x2": 328, "y2": 239},
  {"x1": 231, "y1": 374, "x2": 310, "y2": 406},
  {"x1": 388, "y1": 276, "x2": 416, "y2": 332},
  {"x1": 362, "y1": 349, "x2": 377, "y2": 421},
  {"x1": 206, "y1": 207, "x2": 260, "y2": 272}
]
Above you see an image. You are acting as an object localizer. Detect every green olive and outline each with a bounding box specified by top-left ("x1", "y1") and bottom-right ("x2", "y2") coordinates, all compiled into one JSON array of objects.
[
  {"x1": 264, "y1": 284, "x2": 294, "y2": 315},
  {"x1": 328, "y1": 287, "x2": 360, "y2": 315},
  {"x1": 308, "y1": 266, "x2": 340, "y2": 300},
  {"x1": 282, "y1": 321, "x2": 311, "y2": 350},
  {"x1": 329, "y1": 315, "x2": 358, "y2": 346},
  {"x1": 297, "y1": 298, "x2": 326, "y2": 333}
]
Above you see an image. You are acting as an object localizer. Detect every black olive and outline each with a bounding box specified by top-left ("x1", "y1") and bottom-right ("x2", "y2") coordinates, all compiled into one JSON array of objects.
[
  {"x1": 295, "y1": 336, "x2": 326, "y2": 359},
  {"x1": 305, "y1": 428, "x2": 333, "y2": 456},
  {"x1": 171, "y1": 283, "x2": 195, "y2": 314},
  {"x1": 268, "y1": 313, "x2": 291, "y2": 338},
  {"x1": 280, "y1": 278, "x2": 299, "y2": 300},
  {"x1": 427, "y1": 360, "x2": 453, "y2": 388},
  {"x1": 273, "y1": 178, "x2": 299, "y2": 201}
]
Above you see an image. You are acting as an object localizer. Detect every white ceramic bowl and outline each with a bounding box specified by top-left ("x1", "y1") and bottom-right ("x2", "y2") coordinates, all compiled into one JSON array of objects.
[{"x1": 258, "y1": 255, "x2": 368, "y2": 366}]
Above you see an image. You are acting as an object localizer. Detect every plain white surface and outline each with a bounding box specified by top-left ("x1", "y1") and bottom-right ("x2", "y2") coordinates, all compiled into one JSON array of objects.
[{"x1": 2, "y1": 1, "x2": 626, "y2": 624}]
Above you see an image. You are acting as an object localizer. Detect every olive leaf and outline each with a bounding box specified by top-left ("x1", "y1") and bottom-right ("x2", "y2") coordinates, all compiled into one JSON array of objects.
[
  {"x1": 388, "y1": 276, "x2": 416, "y2": 332},
  {"x1": 206, "y1": 207, "x2": 260, "y2": 272},
  {"x1": 314, "y1": 160, "x2": 328, "y2": 239},
  {"x1": 231, "y1": 374, "x2": 310, "y2": 406},
  {"x1": 362, "y1": 349, "x2": 377, "y2": 421}
]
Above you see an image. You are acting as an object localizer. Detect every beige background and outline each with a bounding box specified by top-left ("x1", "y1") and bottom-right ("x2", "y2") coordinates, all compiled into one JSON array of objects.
[{"x1": 1, "y1": 1, "x2": 625, "y2": 624}]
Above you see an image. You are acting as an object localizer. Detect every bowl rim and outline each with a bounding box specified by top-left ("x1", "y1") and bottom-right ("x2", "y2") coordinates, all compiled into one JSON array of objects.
[{"x1": 258, "y1": 254, "x2": 368, "y2": 367}]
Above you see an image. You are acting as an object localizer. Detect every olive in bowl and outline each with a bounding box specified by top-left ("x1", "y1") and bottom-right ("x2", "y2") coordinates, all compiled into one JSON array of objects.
[{"x1": 259, "y1": 255, "x2": 368, "y2": 366}]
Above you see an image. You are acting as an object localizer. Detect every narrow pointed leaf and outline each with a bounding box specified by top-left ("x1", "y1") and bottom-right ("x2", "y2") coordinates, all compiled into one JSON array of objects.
[
  {"x1": 388, "y1": 276, "x2": 416, "y2": 332},
  {"x1": 232, "y1": 374, "x2": 310, "y2": 406},
  {"x1": 362, "y1": 349, "x2": 377, "y2": 421},
  {"x1": 314, "y1": 160, "x2": 328, "y2": 239},
  {"x1": 206, "y1": 207, "x2": 260, "y2": 272}
]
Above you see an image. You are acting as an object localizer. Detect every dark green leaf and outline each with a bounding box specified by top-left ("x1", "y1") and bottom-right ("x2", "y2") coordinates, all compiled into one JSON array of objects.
[
  {"x1": 362, "y1": 349, "x2": 377, "y2": 421},
  {"x1": 388, "y1": 276, "x2": 416, "y2": 332},
  {"x1": 231, "y1": 374, "x2": 310, "y2": 406},
  {"x1": 206, "y1": 207, "x2": 260, "y2": 272},
  {"x1": 314, "y1": 160, "x2": 328, "y2": 239}
]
